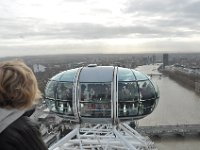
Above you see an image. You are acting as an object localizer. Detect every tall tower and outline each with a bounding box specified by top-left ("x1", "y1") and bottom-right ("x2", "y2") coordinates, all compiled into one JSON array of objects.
[
  {"x1": 152, "y1": 54, "x2": 156, "y2": 64},
  {"x1": 163, "y1": 53, "x2": 169, "y2": 68}
]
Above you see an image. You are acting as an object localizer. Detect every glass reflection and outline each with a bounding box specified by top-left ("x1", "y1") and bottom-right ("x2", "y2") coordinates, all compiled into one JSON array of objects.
[
  {"x1": 47, "y1": 99, "x2": 73, "y2": 115},
  {"x1": 118, "y1": 82, "x2": 139, "y2": 117},
  {"x1": 80, "y1": 83, "x2": 111, "y2": 117},
  {"x1": 45, "y1": 81, "x2": 58, "y2": 98},
  {"x1": 138, "y1": 80, "x2": 157, "y2": 115},
  {"x1": 57, "y1": 82, "x2": 73, "y2": 100},
  {"x1": 138, "y1": 100, "x2": 156, "y2": 115},
  {"x1": 138, "y1": 81, "x2": 156, "y2": 100},
  {"x1": 132, "y1": 70, "x2": 148, "y2": 81},
  {"x1": 118, "y1": 67, "x2": 136, "y2": 81},
  {"x1": 60, "y1": 69, "x2": 78, "y2": 81},
  {"x1": 45, "y1": 81, "x2": 74, "y2": 115}
]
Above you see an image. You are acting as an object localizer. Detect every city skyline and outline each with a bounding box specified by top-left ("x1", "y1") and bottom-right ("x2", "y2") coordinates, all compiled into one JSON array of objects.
[{"x1": 1, "y1": 0, "x2": 200, "y2": 57}]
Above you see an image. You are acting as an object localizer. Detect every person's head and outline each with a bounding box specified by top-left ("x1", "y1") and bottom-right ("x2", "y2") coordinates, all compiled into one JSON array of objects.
[
  {"x1": 142, "y1": 82, "x2": 147, "y2": 87},
  {"x1": 122, "y1": 86, "x2": 126, "y2": 90},
  {"x1": 0, "y1": 60, "x2": 42, "y2": 109}
]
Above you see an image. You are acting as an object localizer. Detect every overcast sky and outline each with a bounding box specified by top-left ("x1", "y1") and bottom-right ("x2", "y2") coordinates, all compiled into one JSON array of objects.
[{"x1": 0, "y1": 0, "x2": 200, "y2": 57}]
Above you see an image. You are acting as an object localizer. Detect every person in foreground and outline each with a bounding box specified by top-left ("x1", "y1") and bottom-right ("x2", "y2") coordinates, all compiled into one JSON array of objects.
[{"x1": 0, "y1": 60, "x2": 48, "y2": 150}]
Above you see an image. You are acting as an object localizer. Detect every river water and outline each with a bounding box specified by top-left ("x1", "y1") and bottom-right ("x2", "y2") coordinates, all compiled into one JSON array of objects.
[{"x1": 135, "y1": 64, "x2": 200, "y2": 150}]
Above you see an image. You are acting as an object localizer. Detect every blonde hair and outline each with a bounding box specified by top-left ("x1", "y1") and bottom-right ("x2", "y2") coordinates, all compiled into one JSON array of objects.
[{"x1": 0, "y1": 60, "x2": 42, "y2": 109}]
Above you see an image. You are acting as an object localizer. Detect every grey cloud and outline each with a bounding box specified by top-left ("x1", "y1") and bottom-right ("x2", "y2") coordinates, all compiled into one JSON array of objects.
[
  {"x1": 124, "y1": 0, "x2": 200, "y2": 19},
  {"x1": 1, "y1": 0, "x2": 199, "y2": 42},
  {"x1": 124, "y1": 0, "x2": 188, "y2": 13},
  {"x1": 149, "y1": 16, "x2": 200, "y2": 32},
  {"x1": 0, "y1": 17, "x2": 44, "y2": 39},
  {"x1": 0, "y1": 42, "x2": 106, "y2": 57},
  {"x1": 145, "y1": 40, "x2": 200, "y2": 53},
  {"x1": 122, "y1": 0, "x2": 200, "y2": 38},
  {"x1": 182, "y1": 1, "x2": 200, "y2": 18},
  {"x1": 0, "y1": 18, "x2": 198, "y2": 41},
  {"x1": 26, "y1": 22, "x2": 200, "y2": 38}
]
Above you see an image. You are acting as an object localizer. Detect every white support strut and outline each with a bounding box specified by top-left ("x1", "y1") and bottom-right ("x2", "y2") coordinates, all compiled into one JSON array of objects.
[{"x1": 49, "y1": 123, "x2": 157, "y2": 150}]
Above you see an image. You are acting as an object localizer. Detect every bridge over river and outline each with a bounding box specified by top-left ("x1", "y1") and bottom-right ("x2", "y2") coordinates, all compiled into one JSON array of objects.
[{"x1": 137, "y1": 124, "x2": 200, "y2": 137}]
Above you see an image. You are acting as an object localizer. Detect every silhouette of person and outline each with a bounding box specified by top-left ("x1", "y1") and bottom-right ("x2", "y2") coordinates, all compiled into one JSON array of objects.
[
  {"x1": 140, "y1": 82, "x2": 148, "y2": 99},
  {"x1": 89, "y1": 88, "x2": 95, "y2": 99}
]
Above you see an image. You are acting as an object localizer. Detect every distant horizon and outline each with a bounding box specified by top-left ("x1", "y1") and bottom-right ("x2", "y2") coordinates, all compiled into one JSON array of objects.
[{"x1": 1, "y1": 50, "x2": 200, "y2": 59}]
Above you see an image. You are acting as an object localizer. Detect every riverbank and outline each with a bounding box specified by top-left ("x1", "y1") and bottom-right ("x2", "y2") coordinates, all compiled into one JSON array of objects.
[
  {"x1": 161, "y1": 69, "x2": 200, "y2": 95},
  {"x1": 137, "y1": 64, "x2": 200, "y2": 150}
]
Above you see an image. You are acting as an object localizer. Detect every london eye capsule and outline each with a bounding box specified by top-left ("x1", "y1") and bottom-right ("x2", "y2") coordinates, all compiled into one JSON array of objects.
[{"x1": 44, "y1": 65, "x2": 159, "y2": 124}]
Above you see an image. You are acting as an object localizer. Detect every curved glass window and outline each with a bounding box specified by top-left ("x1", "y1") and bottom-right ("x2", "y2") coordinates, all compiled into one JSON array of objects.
[
  {"x1": 45, "y1": 81, "x2": 74, "y2": 115},
  {"x1": 60, "y1": 68, "x2": 78, "y2": 82},
  {"x1": 138, "y1": 80, "x2": 157, "y2": 115},
  {"x1": 79, "y1": 66, "x2": 113, "y2": 82},
  {"x1": 46, "y1": 99, "x2": 73, "y2": 115},
  {"x1": 118, "y1": 82, "x2": 139, "y2": 117},
  {"x1": 118, "y1": 68, "x2": 136, "y2": 81},
  {"x1": 57, "y1": 82, "x2": 73, "y2": 100},
  {"x1": 132, "y1": 70, "x2": 148, "y2": 81},
  {"x1": 138, "y1": 81, "x2": 156, "y2": 100},
  {"x1": 79, "y1": 83, "x2": 111, "y2": 118},
  {"x1": 45, "y1": 80, "x2": 58, "y2": 98},
  {"x1": 56, "y1": 82, "x2": 73, "y2": 115},
  {"x1": 51, "y1": 72, "x2": 64, "y2": 81}
]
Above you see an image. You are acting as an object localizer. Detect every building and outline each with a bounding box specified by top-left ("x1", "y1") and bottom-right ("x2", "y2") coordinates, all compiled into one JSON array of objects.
[
  {"x1": 163, "y1": 53, "x2": 169, "y2": 68},
  {"x1": 33, "y1": 64, "x2": 46, "y2": 73}
]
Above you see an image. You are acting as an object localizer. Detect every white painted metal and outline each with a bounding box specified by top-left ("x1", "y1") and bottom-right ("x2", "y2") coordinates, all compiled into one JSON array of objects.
[
  {"x1": 49, "y1": 123, "x2": 157, "y2": 150},
  {"x1": 113, "y1": 66, "x2": 118, "y2": 124},
  {"x1": 73, "y1": 67, "x2": 82, "y2": 120}
]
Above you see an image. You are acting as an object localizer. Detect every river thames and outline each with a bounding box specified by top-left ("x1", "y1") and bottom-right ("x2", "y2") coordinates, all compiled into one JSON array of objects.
[{"x1": 136, "y1": 64, "x2": 200, "y2": 150}]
